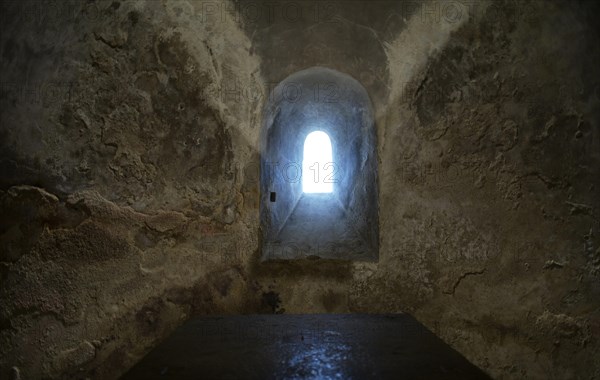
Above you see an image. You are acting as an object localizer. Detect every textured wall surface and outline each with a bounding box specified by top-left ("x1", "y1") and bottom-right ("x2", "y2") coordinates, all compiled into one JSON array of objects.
[{"x1": 1, "y1": 0, "x2": 599, "y2": 379}]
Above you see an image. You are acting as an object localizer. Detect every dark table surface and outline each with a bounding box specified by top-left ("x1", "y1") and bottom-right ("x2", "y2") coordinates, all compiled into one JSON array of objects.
[{"x1": 122, "y1": 313, "x2": 490, "y2": 380}]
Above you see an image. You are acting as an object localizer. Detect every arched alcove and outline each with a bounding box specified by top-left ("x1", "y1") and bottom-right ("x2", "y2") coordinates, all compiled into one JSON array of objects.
[{"x1": 260, "y1": 67, "x2": 378, "y2": 261}]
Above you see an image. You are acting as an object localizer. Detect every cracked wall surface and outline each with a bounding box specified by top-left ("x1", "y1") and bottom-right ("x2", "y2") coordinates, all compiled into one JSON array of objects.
[{"x1": 1, "y1": 0, "x2": 599, "y2": 379}]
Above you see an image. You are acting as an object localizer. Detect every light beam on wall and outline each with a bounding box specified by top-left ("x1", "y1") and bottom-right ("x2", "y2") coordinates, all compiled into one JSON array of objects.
[{"x1": 302, "y1": 131, "x2": 334, "y2": 193}]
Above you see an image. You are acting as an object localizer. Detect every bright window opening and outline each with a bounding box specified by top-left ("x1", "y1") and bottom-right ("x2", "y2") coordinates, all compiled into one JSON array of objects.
[{"x1": 302, "y1": 131, "x2": 334, "y2": 193}]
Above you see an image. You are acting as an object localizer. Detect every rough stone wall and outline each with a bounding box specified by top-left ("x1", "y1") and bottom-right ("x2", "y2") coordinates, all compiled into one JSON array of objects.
[
  {"x1": 373, "y1": 1, "x2": 600, "y2": 378},
  {"x1": 1, "y1": 0, "x2": 599, "y2": 379},
  {"x1": 1, "y1": 1, "x2": 265, "y2": 378}
]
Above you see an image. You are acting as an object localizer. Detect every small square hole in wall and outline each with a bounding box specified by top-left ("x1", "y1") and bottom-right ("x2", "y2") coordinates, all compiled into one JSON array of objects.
[{"x1": 270, "y1": 192, "x2": 277, "y2": 202}]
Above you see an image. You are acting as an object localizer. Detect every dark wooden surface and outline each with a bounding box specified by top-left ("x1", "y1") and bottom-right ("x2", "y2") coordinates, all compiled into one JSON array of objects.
[{"x1": 122, "y1": 314, "x2": 490, "y2": 380}]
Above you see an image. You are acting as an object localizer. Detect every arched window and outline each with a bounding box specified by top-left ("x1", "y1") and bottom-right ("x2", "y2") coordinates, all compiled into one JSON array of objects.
[
  {"x1": 302, "y1": 131, "x2": 334, "y2": 194},
  {"x1": 260, "y1": 67, "x2": 378, "y2": 261}
]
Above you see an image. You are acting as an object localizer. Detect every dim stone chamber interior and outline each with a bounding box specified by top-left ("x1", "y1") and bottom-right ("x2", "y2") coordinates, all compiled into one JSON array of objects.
[
  {"x1": 2, "y1": 1, "x2": 598, "y2": 378},
  {"x1": 260, "y1": 67, "x2": 379, "y2": 260}
]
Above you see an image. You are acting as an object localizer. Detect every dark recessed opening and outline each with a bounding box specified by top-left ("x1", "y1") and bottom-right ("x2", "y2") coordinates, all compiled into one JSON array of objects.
[{"x1": 270, "y1": 192, "x2": 277, "y2": 202}]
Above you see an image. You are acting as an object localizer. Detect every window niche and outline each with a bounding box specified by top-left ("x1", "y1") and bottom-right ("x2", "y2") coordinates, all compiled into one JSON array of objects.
[{"x1": 260, "y1": 67, "x2": 378, "y2": 261}]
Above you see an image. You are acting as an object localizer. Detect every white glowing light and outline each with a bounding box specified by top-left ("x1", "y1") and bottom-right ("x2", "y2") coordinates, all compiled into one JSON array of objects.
[{"x1": 302, "y1": 131, "x2": 334, "y2": 193}]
